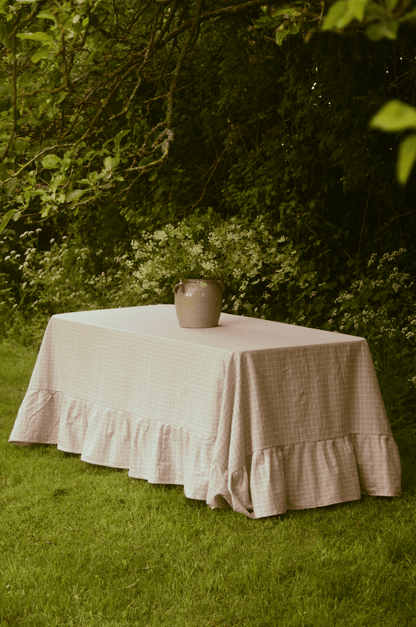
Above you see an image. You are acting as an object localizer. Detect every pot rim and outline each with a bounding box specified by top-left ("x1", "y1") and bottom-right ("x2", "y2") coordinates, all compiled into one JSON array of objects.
[{"x1": 180, "y1": 277, "x2": 222, "y2": 282}]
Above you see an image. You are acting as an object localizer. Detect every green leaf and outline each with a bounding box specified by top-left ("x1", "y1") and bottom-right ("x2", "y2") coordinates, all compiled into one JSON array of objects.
[
  {"x1": 49, "y1": 174, "x2": 66, "y2": 193},
  {"x1": 370, "y1": 100, "x2": 416, "y2": 132},
  {"x1": 290, "y1": 22, "x2": 301, "y2": 36},
  {"x1": 104, "y1": 156, "x2": 114, "y2": 169},
  {"x1": 66, "y1": 189, "x2": 86, "y2": 202},
  {"x1": 0, "y1": 209, "x2": 15, "y2": 233},
  {"x1": 41, "y1": 154, "x2": 62, "y2": 169},
  {"x1": 364, "y1": 1, "x2": 386, "y2": 20},
  {"x1": 114, "y1": 129, "x2": 130, "y2": 148},
  {"x1": 397, "y1": 134, "x2": 416, "y2": 185},
  {"x1": 31, "y1": 46, "x2": 50, "y2": 64},
  {"x1": 271, "y1": 8, "x2": 302, "y2": 18},
  {"x1": 349, "y1": 0, "x2": 369, "y2": 21},
  {"x1": 5, "y1": 177, "x2": 17, "y2": 195},
  {"x1": 366, "y1": 19, "x2": 398, "y2": 40},
  {"x1": 0, "y1": 0, "x2": 9, "y2": 15},
  {"x1": 322, "y1": 1, "x2": 351, "y2": 30},
  {"x1": 17, "y1": 32, "x2": 52, "y2": 42},
  {"x1": 56, "y1": 91, "x2": 68, "y2": 104},
  {"x1": 399, "y1": 9, "x2": 416, "y2": 23},
  {"x1": 253, "y1": 15, "x2": 271, "y2": 29},
  {"x1": 323, "y1": 0, "x2": 370, "y2": 30},
  {"x1": 87, "y1": 171, "x2": 99, "y2": 183},
  {"x1": 275, "y1": 22, "x2": 302, "y2": 45},
  {"x1": 13, "y1": 139, "x2": 30, "y2": 151},
  {"x1": 36, "y1": 10, "x2": 56, "y2": 21}
]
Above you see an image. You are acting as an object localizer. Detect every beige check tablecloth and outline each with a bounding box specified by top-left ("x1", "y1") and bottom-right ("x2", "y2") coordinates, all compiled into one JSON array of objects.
[{"x1": 9, "y1": 304, "x2": 401, "y2": 518}]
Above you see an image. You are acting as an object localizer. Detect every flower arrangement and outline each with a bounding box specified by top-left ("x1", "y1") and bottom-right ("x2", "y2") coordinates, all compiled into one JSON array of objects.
[{"x1": 123, "y1": 210, "x2": 313, "y2": 319}]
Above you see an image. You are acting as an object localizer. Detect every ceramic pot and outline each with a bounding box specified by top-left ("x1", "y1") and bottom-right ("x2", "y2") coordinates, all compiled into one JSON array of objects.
[{"x1": 173, "y1": 278, "x2": 224, "y2": 328}]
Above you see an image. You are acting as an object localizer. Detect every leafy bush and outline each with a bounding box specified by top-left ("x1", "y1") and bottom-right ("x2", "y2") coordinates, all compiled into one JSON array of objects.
[
  {"x1": 326, "y1": 249, "x2": 416, "y2": 432},
  {"x1": 0, "y1": 229, "x2": 129, "y2": 345}
]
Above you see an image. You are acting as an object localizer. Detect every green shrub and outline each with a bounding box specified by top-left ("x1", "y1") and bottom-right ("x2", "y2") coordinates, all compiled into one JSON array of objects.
[
  {"x1": 326, "y1": 249, "x2": 416, "y2": 432},
  {"x1": 0, "y1": 230, "x2": 129, "y2": 344}
]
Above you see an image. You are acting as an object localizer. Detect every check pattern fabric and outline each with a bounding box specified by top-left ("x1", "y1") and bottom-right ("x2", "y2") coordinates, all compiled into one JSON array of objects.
[{"x1": 9, "y1": 304, "x2": 401, "y2": 518}]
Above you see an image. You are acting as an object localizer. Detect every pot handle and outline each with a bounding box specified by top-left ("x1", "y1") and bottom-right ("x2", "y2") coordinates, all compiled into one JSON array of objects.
[
  {"x1": 173, "y1": 278, "x2": 185, "y2": 294},
  {"x1": 216, "y1": 280, "x2": 225, "y2": 293}
]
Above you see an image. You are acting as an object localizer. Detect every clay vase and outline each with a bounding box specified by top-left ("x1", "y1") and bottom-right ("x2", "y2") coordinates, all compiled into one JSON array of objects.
[{"x1": 173, "y1": 278, "x2": 224, "y2": 328}]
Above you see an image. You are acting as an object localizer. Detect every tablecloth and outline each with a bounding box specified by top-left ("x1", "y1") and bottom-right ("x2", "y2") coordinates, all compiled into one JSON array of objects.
[{"x1": 9, "y1": 304, "x2": 401, "y2": 518}]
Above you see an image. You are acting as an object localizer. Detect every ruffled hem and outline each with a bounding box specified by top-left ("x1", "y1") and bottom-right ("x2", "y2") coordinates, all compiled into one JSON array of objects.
[
  {"x1": 9, "y1": 391, "x2": 215, "y2": 501},
  {"x1": 9, "y1": 391, "x2": 401, "y2": 517},
  {"x1": 207, "y1": 434, "x2": 401, "y2": 518}
]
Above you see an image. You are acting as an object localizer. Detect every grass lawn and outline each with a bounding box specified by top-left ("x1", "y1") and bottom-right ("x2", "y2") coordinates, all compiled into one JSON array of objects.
[{"x1": 1, "y1": 340, "x2": 416, "y2": 627}]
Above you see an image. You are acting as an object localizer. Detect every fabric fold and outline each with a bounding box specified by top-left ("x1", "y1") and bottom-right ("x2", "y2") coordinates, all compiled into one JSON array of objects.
[
  {"x1": 208, "y1": 434, "x2": 401, "y2": 518},
  {"x1": 9, "y1": 389, "x2": 401, "y2": 518},
  {"x1": 9, "y1": 389, "x2": 61, "y2": 445},
  {"x1": 350, "y1": 433, "x2": 402, "y2": 496}
]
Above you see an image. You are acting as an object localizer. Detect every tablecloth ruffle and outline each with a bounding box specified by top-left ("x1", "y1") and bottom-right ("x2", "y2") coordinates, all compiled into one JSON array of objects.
[
  {"x1": 208, "y1": 433, "x2": 401, "y2": 518},
  {"x1": 9, "y1": 390, "x2": 401, "y2": 518}
]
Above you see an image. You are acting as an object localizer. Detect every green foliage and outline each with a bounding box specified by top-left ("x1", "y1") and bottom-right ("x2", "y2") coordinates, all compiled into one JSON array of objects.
[
  {"x1": 397, "y1": 134, "x2": 416, "y2": 185},
  {"x1": 370, "y1": 99, "x2": 416, "y2": 132},
  {"x1": 253, "y1": 1, "x2": 416, "y2": 185},
  {"x1": 252, "y1": 0, "x2": 408, "y2": 47},
  {"x1": 0, "y1": 0, "x2": 175, "y2": 223},
  {"x1": 0, "y1": 0, "x2": 266, "y2": 230},
  {"x1": 254, "y1": 0, "x2": 416, "y2": 43},
  {"x1": 254, "y1": 3, "x2": 304, "y2": 46},
  {"x1": 322, "y1": 0, "x2": 415, "y2": 37},
  {"x1": 370, "y1": 100, "x2": 416, "y2": 184},
  {"x1": 323, "y1": 0, "x2": 370, "y2": 31},
  {"x1": 321, "y1": 0, "x2": 416, "y2": 184},
  {"x1": 326, "y1": 249, "x2": 416, "y2": 430},
  {"x1": 0, "y1": 228, "x2": 129, "y2": 343},
  {"x1": 219, "y1": 29, "x2": 416, "y2": 328}
]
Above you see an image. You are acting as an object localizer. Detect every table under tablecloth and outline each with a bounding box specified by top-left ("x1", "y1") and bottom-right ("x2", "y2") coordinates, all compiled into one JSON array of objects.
[{"x1": 9, "y1": 304, "x2": 401, "y2": 518}]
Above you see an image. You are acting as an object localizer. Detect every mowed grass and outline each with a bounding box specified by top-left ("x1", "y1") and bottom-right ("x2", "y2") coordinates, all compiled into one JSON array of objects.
[{"x1": 1, "y1": 340, "x2": 416, "y2": 627}]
